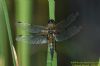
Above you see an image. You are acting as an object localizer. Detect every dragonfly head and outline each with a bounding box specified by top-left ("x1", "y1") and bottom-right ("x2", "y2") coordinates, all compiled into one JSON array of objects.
[
  {"x1": 48, "y1": 19, "x2": 55, "y2": 24},
  {"x1": 48, "y1": 19, "x2": 55, "y2": 29}
]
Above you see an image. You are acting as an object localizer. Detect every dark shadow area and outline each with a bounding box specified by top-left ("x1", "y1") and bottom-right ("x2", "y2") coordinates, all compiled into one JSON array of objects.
[
  {"x1": 57, "y1": 52, "x2": 72, "y2": 66},
  {"x1": 55, "y1": 0, "x2": 100, "y2": 66}
]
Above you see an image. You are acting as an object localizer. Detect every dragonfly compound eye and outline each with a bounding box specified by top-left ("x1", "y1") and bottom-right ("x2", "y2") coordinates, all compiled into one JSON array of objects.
[{"x1": 48, "y1": 19, "x2": 55, "y2": 24}]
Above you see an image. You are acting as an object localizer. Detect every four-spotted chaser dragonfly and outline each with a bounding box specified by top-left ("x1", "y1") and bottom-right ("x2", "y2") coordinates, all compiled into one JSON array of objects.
[{"x1": 16, "y1": 12, "x2": 82, "y2": 60}]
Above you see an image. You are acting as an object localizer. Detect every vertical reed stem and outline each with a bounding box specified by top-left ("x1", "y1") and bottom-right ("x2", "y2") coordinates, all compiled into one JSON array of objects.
[{"x1": 15, "y1": 0, "x2": 32, "y2": 66}]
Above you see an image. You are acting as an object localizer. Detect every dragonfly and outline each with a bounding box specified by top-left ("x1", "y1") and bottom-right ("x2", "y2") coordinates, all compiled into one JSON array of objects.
[{"x1": 16, "y1": 12, "x2": 82, "y2": 62}]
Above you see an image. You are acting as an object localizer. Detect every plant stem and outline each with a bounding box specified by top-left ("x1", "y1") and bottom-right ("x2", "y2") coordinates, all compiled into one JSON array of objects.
[{"x1": 15, "y1": 0, "x2": 32, "y2": 66}]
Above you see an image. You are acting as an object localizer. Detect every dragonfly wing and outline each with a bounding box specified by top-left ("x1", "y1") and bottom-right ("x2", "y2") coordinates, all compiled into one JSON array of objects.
[
  {"x1": 55, "y1": 12, "x2": 79, "y2": 31},
  {"x1": 16, "y1": 22, "x2": 46, "y2": 34},
  {"x1": 55, "y1": 12, "x2": 82, "y2": 41},
  {"x1": 29, "y1": 25, "x2": 46, "y2": 33},
  {"x1": 16, "y1": 34, "x2": 48, "y2": 44},
  {"x1": 55, "y1": 21, "x2": 82, "y2": 41}
]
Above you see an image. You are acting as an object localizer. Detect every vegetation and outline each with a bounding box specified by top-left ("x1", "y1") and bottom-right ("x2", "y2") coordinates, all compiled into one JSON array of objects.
[
  {"x1": 0, "y1": 0, "x2": 100, "y2": 66},
  {"x1": 15, "y1": 0, "x2": 32, "y2": 66}
]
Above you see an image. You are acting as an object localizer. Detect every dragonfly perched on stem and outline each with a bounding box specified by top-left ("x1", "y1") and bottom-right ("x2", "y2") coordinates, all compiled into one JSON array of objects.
[{"x1": 16, "y1": 12, "x2": 82, "y2": 62}]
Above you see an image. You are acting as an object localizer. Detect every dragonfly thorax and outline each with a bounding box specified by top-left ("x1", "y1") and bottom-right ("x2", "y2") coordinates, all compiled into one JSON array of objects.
[
  {"x1": 41, "y1": 20, "x2": 56, "y2": 36},
  {"x1": 47, "y1": 22, "x2": 56, "y2": 43}
]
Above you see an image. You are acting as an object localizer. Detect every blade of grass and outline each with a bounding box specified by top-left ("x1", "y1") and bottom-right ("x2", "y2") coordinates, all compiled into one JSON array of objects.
[
  {"x1": 48, "y1": 0, "x2": 55, "y2": 20},
  {"x1": 0, "y1": 0, "x2": 18, "y2": 66},
  {"x1": 47, "y1": 0, "x2": 57, "y2": 66},
  {"x1": 0, "y1": 2, "x2": 7, "y2": 66}
]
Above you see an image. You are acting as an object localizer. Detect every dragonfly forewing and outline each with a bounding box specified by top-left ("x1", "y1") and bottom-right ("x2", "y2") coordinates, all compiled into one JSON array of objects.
[
  {"x1": 55, "y1": 12, "x2": 82, "y2": 41},
  {"x1": 55, "y1": 12, "x2": 79, "y2": 31},
  {"x1": 55, "y1": 22, "x2": 82, "y2": 41},
  {"x1": 29, "y1": 25, "x2": 47, "y2": 34}
]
